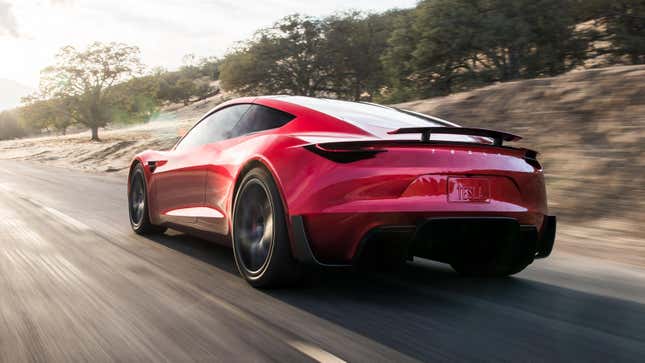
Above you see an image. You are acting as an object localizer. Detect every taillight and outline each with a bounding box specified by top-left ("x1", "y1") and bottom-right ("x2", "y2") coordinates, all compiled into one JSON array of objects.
[{"x1": 304, "y1": 144, "x2": 386, "y2": 163}]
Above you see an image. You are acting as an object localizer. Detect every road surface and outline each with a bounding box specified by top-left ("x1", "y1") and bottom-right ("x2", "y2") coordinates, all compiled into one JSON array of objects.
[{"x1": 0, "y1": 159, "x2": 644, "y2": 362}]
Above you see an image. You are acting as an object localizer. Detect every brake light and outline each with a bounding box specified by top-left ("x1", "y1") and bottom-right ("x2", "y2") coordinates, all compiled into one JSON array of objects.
[{"x1": 304, "y1": 144, "x2": 386, "y2": 163}]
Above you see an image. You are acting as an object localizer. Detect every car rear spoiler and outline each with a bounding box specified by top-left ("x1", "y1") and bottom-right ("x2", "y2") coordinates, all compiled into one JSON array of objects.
[{"x1": 387, "y1": 127, "x2": 521, "y2": 146}]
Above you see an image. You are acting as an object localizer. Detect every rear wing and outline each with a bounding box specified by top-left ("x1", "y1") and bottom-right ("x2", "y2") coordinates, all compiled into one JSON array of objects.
[{"x1": 387, "y1": 127, "x2": 521, "y2": 146}]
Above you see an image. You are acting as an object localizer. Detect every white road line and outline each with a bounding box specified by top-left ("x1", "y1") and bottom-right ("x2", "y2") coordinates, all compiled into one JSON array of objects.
[
  {"x1": 188, "y1": 286, "x2": 348, "y2": 363},
  {"x1": 288, "y1": 340, "x2": 346, "y2": 363},
  {"x1": 38, "y1": 204, "x2": 92, "y2": 232},
  {"x1": 0, "y1": 176, "x2": 350, "y2": 362},
  {"x1": 0, "y1": 182, "x2": 91, "y2": 232}
]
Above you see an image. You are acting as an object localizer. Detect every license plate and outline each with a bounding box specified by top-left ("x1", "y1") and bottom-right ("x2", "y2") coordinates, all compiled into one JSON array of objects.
[{"x1": 448, "y1": 177, "x2": 491, "y2": 203}]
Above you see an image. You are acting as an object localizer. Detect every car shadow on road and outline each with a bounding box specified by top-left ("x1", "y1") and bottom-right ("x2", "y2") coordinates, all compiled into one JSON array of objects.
[
  {"x1": 141, "y1": 230, "x2": 645, "y2": 361},
  {"x1": 143, "y1": 229, "x2": 239, "y2": 275},
  {"x1": 270, "y1": 260, "x2": 645, "y2": 361}
]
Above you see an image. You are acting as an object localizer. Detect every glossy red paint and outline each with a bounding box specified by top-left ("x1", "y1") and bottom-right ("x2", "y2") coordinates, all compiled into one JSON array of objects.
[{"x1": 129, "y1": 96, "x2": 551, "y2": 265}]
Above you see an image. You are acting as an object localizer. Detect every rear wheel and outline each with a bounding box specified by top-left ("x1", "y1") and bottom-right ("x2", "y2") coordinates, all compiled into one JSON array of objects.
[
  {"x1": 232, "y1": 167, "x2": 300, "y2": 288},
  {"x1": 128, "y1": 163, "x2": 166, "y2": 235}
]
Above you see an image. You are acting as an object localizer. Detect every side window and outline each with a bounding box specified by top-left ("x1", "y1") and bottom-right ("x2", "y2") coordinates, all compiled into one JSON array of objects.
[
  {"x1": 174, "y1": 114, "x2": 212, "y2": 152},
  {"x1": 175, "y1": 104, "x2": 251, "y2": 152},
  {"x1": 204, "y1": 104, "x2": 252, "y2": 142},
  {"x1": 230, "y1": 104, "x2": 295, "y2": 138}
]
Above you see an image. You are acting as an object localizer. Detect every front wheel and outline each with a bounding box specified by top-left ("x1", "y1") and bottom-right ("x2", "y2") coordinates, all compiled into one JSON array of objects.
[
  {"x1": 128, "y1": 163, "x2": 166, "y2": 235},
  {"x1": 232, "y1": 167, "x2": 300, "y2": 288}
]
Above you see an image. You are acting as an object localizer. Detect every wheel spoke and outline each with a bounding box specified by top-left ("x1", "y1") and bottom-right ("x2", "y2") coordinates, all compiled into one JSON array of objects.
[
  {"x1": 130, "y1": 174, "x2": 145, "y2": 225},
  {"x1": 234, "y1": 180, "x2": 274, "y2": 273}
]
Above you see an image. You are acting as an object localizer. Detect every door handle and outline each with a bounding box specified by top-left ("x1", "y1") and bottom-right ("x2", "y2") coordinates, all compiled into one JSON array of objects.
[{"x1": 147, "y1": 160, "x2": 167, "y2": 172}]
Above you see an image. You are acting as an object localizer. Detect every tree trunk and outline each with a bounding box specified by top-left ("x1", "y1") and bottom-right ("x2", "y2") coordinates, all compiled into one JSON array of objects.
[
  {"x1": 630, "y1": 53, "x2": 643, "y2": 65},
  {"x1": 508, "y1": 46, "x2": 521, "y2": 80},
  {"x1": 90, "y1": 126, "x2": 99, "y2": 141},
  {"x1": 354, "y1": 84, "x2": 361, "y2": 101}
]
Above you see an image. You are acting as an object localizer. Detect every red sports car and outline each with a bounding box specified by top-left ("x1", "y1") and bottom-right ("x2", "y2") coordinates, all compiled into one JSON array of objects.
[{"x1": 128, "y1": 96, "x2": 556, "y2": 287}]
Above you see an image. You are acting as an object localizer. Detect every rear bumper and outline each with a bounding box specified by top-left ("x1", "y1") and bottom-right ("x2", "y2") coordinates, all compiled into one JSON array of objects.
[
  {"x1": 536, "y1": 215, "x2": 556, "y2": 258},
  {"x1": 291, "y1": 214, "x2": 556, "y2": 266}
]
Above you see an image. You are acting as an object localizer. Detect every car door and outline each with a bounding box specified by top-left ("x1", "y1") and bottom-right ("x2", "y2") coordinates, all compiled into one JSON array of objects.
[
  {"x1": 198, "y1": 104, "x2": 296, "y2": 236},
  {"x1": 150, "y1": 104, "x2": 251, "y2": 227}
]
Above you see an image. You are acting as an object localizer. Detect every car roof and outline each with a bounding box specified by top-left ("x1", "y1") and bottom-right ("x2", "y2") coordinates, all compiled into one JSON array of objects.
[
  {"x1": 203, "y1": 96, "x2": 480, "y2": 143},
  {"x1": 254, "y1": 96, "x2": 491, "y2": 143},
  {"x1": 256, "y1": 95, "x2": 457, "y2": 128}
]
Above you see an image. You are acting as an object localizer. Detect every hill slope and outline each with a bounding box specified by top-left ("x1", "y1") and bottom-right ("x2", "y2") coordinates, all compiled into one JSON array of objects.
[
  {"x1": 397, "y1": 65, "x2": 645, "y2": 264},
  {"x1": 397, "y1": 65, "x2": 645, "y2": 223}
]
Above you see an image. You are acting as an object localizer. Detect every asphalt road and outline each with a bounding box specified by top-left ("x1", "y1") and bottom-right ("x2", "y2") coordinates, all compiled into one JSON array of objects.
[{"x1": 0, "y1": 159, "x2": 644, "y2": 362}]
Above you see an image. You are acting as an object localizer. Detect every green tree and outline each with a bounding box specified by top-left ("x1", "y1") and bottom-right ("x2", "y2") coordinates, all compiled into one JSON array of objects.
[
  {"x1": 20, "y1": 96, "x2": 73, "y2": 135},
  {"x1": 383, "y1": 0, "x2": 588, "y2": 99},
  {"x1": 381, "y1": 10, "x2": 420, "y2": 102},
  {"x1": 0, "y1": 110, "x2": 28, "y2": 140},
  {"x1": 108, "y1": 75, "x2": 160, "y2": 124},
  {"x1": 198, "y1": 57, "x2": 221, "y2": 80},
  {"x1": 603, "y1": 0, "x2": 645, "y2": 64},
  {"x1": 192, "y1": 79, "x2": 219, "y2": 101},
  {"x1": 470, "y1": 0, "x2": 586, "y2": 79},
  {"x1": 324, "y1": 11, "x2": 400, "y2": 100},
  {"x1": 38, "y1": 42, "x2": 144, "y2": 140},
  {"x1": 156, "y1": 63, "x2": 218, "y2": 106},
  {"x1": 220, "y1": 15, "x2": 332, "y2": 96},
  {"x1": 158, "y1": 75, "x2": 196, "y2": 105}
]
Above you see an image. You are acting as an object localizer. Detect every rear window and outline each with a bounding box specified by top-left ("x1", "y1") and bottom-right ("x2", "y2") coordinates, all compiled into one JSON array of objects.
[
  {"x1": 229, "y1": 104, "x2": 295, "y2": 138},
  {"x1": 280, "y1": 96, "x2": 484, "y2": 143},
  {"x1": 283, "y1": 97, "x2": 445, "y2": 132}
]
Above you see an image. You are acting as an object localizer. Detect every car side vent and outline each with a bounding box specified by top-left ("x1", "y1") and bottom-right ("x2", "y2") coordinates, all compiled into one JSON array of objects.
[{"x1": 524, "y1": 149, "x2": 542, "y2": 170}]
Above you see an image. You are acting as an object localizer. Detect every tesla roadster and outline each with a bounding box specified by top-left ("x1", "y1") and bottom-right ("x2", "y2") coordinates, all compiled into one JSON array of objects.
[{"x1": 128, "y1": 96, "x2": 556, "y2": 287}]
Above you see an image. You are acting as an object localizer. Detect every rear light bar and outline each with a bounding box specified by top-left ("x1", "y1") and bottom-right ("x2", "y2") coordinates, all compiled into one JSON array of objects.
[
  {"x1": 304, "y1": 144, "x2": 386, "y2": 163},
  {"x1": 304, "y1": 136, "x2": 541, "y2": 168}
]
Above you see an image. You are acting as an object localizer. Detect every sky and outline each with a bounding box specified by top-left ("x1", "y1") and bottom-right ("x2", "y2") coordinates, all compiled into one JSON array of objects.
[{"x1": 0, "y1": 0, "x2": 417, "y2": 89}]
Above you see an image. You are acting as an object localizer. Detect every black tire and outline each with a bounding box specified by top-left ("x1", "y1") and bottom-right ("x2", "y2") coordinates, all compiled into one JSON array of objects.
[
  {"x1": 232, "y1": 167, "x2": 301, "y2": 288},
  {"x1": 128, "y1": 163, "x2": 166, "y2": 235}
]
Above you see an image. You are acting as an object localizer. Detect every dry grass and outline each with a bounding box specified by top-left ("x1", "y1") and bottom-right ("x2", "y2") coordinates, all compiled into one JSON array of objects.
[
  {"x1": 0, "y1": 93, "x2": 230, "y2": 173},
  {"x1": 397, "y1": 65, "x2": 645, "y2": 224}
]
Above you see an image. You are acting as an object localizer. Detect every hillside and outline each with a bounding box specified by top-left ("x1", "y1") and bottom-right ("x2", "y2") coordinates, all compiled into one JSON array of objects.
[
  {"x1": 397, "y1": 65, "x2": 645, "y2": 223},
  {"x1": 0, "y1": 65, "x2": 643, "y2": 267},
  {"x1": 397, "y1": 65, "x2": 645, "y2": 264}
]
